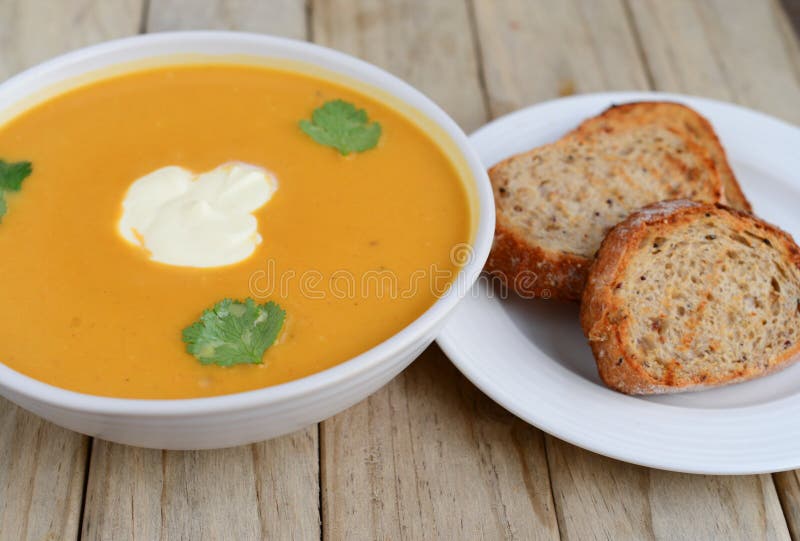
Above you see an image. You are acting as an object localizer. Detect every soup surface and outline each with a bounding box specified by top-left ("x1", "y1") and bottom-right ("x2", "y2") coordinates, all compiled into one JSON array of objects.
[{"x1": 0, "y1": 63, "x2": 471, "y2": 398}]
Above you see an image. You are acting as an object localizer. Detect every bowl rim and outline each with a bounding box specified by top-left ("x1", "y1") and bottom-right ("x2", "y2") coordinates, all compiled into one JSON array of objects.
[{"x1": 0, "y1": 31, "x2": 495, "y2": 416}]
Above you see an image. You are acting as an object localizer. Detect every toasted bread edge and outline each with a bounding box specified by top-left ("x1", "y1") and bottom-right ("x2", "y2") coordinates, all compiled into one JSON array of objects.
[{"x1": 580, "y1": 200, "x2": 800, "y2": 394}]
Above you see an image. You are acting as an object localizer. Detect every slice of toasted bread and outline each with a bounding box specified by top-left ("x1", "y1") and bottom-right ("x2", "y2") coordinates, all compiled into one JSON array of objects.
[
  {"x1": 575, "y1": 102, "x2": 751, "y2": 212},
  {"x1": 487, "y1": 121, "x2": 724, "y2": 300},
  {"x1": 581, "y1": 200, "x2": 800, "y2": 394}
]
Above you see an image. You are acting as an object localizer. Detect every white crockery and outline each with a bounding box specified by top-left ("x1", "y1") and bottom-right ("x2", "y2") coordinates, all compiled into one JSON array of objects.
[
  {"x1": 438, "y1": 91, "x2": 800, "y2": 474},
  {"x1": 0, "y1": 32, "x2": 494, "y2": 449}
]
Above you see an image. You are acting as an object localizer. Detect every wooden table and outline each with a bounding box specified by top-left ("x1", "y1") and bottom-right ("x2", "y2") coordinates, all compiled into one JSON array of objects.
[{"x1": 2, "y1": 1, "x2": 800, "y2": 539}]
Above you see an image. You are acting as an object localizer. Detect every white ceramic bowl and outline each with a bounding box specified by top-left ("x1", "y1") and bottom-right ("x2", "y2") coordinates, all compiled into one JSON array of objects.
[{"x1": 0, "y1": 32, "x2": 494, "y2": 449}]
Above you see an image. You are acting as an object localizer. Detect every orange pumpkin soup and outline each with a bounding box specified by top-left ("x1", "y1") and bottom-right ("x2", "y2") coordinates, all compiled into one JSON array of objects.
[{"x1": 0, "y1": 63, "x2": 471, "y2": 398}]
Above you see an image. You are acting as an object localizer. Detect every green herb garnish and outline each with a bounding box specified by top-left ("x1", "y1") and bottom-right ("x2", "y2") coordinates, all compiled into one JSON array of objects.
[
  {"x1": 0, "y1": 160, "x2": 32, "y2": 222},
  {"x1": 299, "y1": 99, "x2": 382, "y2": 155},
  {"x1": 182, "y1": 298, "x2": 286, "y2": 367}
]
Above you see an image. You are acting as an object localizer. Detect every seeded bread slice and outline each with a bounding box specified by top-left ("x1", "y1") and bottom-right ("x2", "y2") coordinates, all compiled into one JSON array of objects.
[
  {"x1": 487, "y1": 121, "x2": 723, "y2": 300},
  {"x1": 575, "y1": 102, "x2": 751, "y2": 212},
  {"x1": 581, "y1": 200, "x2": 800, "y2": 394}
]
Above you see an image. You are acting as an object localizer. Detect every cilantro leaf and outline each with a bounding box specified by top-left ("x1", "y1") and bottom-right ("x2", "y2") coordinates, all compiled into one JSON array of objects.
[
  {"x1": 182, "y1": 298, "x2": 286, "y2": 367},
  {"x1": 0, "y1": 160, "x2": 32, "y2": 191},
  {"x1": 299, "y1": 99, "x2": 382, "y2": 155},
  {"x1": 0, "y1": 159, "x2": 32, "y2": 222}
]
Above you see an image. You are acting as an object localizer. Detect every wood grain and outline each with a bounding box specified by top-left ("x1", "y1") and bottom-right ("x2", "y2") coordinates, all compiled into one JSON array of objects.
[
  {"x1": 628, "y1": 0, "x2": 800, "y2": 123},
  {"x1": 0, "y1": 2, "x2": 142, "y2": 540},
  {"x1": 313, "y1": 2, "x2": 560, "y2": 538},
  {"x1": 626, "y1": 1, "x2": 800, "y2": 535},
  {"x1": 472, "y1": 0, "x2": 649, "y2": 117},
  {"x1": 320, "y1": 347, "x2": 559, "y2": 540},
  {"x1": 312, "y1": 0, "x2": 488, "y2": 132},
  {"x1": 146, "y1": 0, "x2": 307, "y2": 39},
  {"x1": 472, "y1": 1, "x2": 793, "y2": 539},
  {"x1": 79, "y1": 2, "x2": 320, "y2": 540},
  {"x1": 775, "y1": 471, "x2": 800, "y2": 540},
  {"x1": 0, "y1": 408, "x2": 89, "y2": 541},
  {"x1": 82, "y1": 428, "x2": 319, "y2": 540},
  {"x1": 2, "y1": 1, "x2": 800, "y2": 539},
  {"x1": 548, "y1": 438, "x2": 789, "y2": 541},
  {"x1": 0, "y1": 0, "x2": 143, "y2": 77}
]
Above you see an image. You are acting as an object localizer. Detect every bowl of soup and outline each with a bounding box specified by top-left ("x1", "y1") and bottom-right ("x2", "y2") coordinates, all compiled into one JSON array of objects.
[{"x1": 0, "y1": 32, "x2": 493, "y2": 449}]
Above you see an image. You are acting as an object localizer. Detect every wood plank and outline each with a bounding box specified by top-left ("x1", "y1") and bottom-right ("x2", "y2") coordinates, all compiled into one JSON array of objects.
[
  {"x1": 312, "y1": 0, "x2": 488, "y2": 132},
  {"x1": 146, "y1": 0, "x2": 307, "y2": 39},
  {"x1": 80, "y1": 2, "x2": 320, "y2": 540},
  {"x1": 473, "y1": 0, "x2": 792, "y2": 538},
  {"x1": 82, "y1": 428, "x2": 319, "y2": 540},
  {"x1": 628, "y1": 0, "x2": 800, "y2": 123},
  {"x1": 320, "y1": 347, "x2": 559, "y2": 540},
  {"x1": 773, "y1": 0, "x2": 800, "y2": 539},
  {"x1": 0, "y1": 0, "x2": 143, "y2": 77},
  {"x1": 548, "y1": 438, "x2": 789, "y2": 541},
  {"x1": 0, "y1": 2, "x2": 142, "y2": 540},
  {"x1": 0, "y1": 409, "x2": 89, "y2": 541},
  {"x1": 313, "y1": 2, "x2": 558, "y2": 538},
  {"x1": 472, "y1": 0, "x2": 649, "y2": 116},
  {"x1": 774, "y1": 471, "x2": 800, "y2": 540},
  {"x1": 781, "y1": 0, "x2": 800, "y2": 40},
  {"x1": 628, "y1": 0, "x2": 800, "y2": 537}
]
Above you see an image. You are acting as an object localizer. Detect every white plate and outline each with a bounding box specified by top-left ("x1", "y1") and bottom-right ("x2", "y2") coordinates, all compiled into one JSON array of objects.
[{"x1": 437, "y1": 91, "x2": 800, "y2": 474}]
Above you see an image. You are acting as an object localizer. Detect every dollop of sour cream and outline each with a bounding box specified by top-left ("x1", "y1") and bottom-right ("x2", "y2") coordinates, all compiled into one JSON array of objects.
[{"x1": 118, "y1": 163, "x2": 278, "y2": 268}]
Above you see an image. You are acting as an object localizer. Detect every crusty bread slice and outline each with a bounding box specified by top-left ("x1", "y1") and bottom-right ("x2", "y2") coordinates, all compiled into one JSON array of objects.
[
  {"x1": 575, "y1": 102, "x2": 751, "y2": 212},
  {"x1": 581, "y1": 200, "x2": 800, "y2": 394},
  {"x1": 487, "y1": 120, "x2": 724, "y2": 300}
]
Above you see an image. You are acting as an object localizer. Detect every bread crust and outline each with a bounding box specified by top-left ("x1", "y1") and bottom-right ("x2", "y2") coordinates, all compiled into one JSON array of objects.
[
  {"x1": 487, "y1": 222, "x2": 589, "y2": 301},
  {"x1": 486, "y1": 105, "x2": 724, "y2": 301},
  {"x1": 580, "y1": 200, "x2": 800, "y2": 394},
  {"x1": 575, "y1": 101, "x2": 751, "y2": 212},
  {"x1": 486, "y1": 147, "x2": 593, "y2": 301}
]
